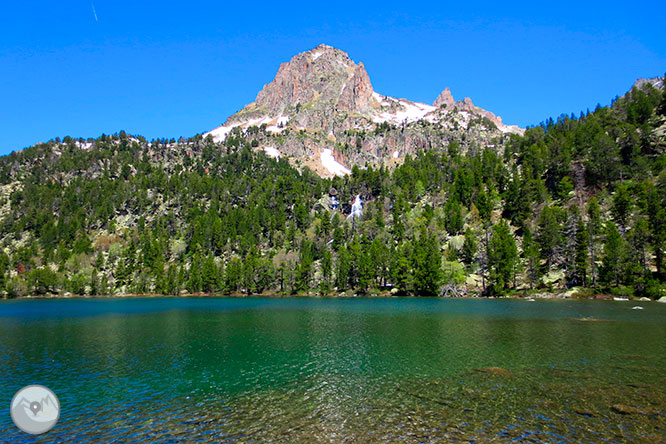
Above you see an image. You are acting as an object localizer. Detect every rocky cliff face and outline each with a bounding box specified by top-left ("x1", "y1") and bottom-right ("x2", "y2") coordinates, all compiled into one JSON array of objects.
[
  {"x1": 206, "y1": 44, "x2": 523, "y2": 177},
  {"x1": 632, "y1": 76, "x2": 664, "y2": 92},
  {"x1": 228, "y1": 45, "x2": 376, "y2": 128},
  {"x1": 433, "y1": 88, "x2": 455, "y2": 108}
]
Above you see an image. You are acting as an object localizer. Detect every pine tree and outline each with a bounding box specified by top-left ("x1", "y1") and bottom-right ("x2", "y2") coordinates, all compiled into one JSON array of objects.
[
  {"x1": 166, "y1": 265, "x2": 179, "y2": 295},
  {"x1": 444, "y1": 198, "x2": 463, "y2": 235},
  {"x1": 390, "y1": 244, "x2": 412, "y2": 294},
  {"x1": 601, "y1": 222, "x2": 625, "y2": 287},
  {"x1": 202, "y1": 254, "x2": 220, "y2": 293},
  {"x1": 647, "y1": 180, "x2": 666, "y2": 278},
  {"x1": 187, "y1": 251, "x2": 203, "y2": 293},
  {"x1": 253, "y1": 256, "x2": 274, "y2": 294},
  {"x1": 488, "y1": 219, "x2": 519, "y2": 293},
  {"x1": 587, "y1": 198, "x2": 602, "y2": 286},
  {"x1": 320, "y1": 249, "x2": 332, "y2": 293},
  {"x1": 625, "y1": 216, "x2": 650, "y2": 292},
  {"x1": 225, "y1": 257, "x2": 242, "y2": 293},
  {"x1": 522, "y1": 227, "x2": 540, "y2": 289},
  {"x1": 357, "y1": 248, "x2": 373, "y2": 293},
  {"x1": 295, "y1": 240, "x2": 313, "y2": 293},
  {"x1": 587, "y1": 133, "x2": 620, "y2": 186},
  {"x1": 461, "y1": 228, "x2": 478, "y2": 267},
  {"x1": 612, "y1": 183, "x2": 633, "y2": 232},
  {"x1": 476, "y1": 187, "x2": 492, "y2": 221},
  {"x1": 537, "y1": 206, "x2": 562, "y2": 270},
  {"x1": 369, "y1": 237, "x2": 389, "y2": 287},
  {"x1": 335, "y1": 246, "x2": 351, "y2": 291},
  {"x1": 574, "y1": 220, "x2": 589, "y2": 287},
  {"x1": 411, "y1": 228, "x2": 442, "y2": 296}
]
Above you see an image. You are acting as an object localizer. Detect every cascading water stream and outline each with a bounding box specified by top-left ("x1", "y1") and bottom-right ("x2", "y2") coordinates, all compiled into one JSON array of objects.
[{"x1": 347, "y1": 194, "x2": 363, "y2": 221}]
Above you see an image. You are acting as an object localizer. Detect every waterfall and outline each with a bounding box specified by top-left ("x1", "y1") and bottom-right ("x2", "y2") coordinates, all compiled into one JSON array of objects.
[{"x1": 347, "y1": 194, "x2": 363, "y2": 221}]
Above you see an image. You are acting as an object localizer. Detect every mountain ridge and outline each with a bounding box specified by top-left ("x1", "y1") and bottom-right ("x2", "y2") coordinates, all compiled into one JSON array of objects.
[
  {"x1": 0, "y1": 70, "x2": 663, "y2": 300},
  {"x1": 205, "y1": 44, "x2": 523, "y2": 177}
]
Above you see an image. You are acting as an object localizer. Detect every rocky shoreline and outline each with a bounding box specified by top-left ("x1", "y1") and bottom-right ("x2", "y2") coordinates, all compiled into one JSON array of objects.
[{"x1": 6, "y1": 292, "x2": 666, "y2": 302}]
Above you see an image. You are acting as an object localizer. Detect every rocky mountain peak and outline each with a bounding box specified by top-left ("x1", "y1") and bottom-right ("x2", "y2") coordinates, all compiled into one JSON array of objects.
[
  {"x1": 458, "y1": 97, "x2": 475, "y2": 111},
  {"x1": 205, "y1": 45, "x2": 524, "y2": 177},
  {"x1": 227, "y1": 44, "x2": 374, "y2": 127},
  {"x1": 433, "y1": 87, "x2": 455, "y2": 108}
]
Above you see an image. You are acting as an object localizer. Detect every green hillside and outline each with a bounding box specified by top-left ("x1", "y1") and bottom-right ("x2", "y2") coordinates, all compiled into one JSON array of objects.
[{"x1": 1, "y1": 78, "x2": 665, "y2": 299}]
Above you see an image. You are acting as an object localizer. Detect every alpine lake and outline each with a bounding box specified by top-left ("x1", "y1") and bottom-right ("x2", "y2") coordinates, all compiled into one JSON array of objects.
[{"x1": 0, "y1": 297, "x2": 665, "y2": 443}]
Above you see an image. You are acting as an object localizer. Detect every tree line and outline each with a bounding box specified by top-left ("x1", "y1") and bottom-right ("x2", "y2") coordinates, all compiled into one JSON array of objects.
[{"x1": 0, "y1": 77, "x2": 665, "y2": 298}]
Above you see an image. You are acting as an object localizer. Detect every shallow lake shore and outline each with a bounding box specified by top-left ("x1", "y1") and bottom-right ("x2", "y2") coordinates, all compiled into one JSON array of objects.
[
  {"x1": 5, "y1": 291, "x2": 661, "y2": 301},
  {"x1": 1, "y1": 297, "x2": 665, "y2": 442}
]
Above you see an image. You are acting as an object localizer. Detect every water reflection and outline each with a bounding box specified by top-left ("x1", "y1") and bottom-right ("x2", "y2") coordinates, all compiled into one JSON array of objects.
[{"x1": 0, "y1": 298, "x2": 664, "y2": 442}]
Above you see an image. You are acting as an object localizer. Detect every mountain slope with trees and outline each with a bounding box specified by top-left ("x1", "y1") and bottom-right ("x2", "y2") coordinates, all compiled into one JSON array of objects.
[{"x1": 0, "y1": 76, "x2": 665, "y2": 299}]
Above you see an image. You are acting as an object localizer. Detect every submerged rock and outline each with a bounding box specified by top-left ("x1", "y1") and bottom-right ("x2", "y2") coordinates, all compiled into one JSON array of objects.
[
  {"x1": 475, "y1": 367, "x2": 514, "y2": 377},
  {"x1": 611, "y1": 404, "x2": 658, "y2": 415}
]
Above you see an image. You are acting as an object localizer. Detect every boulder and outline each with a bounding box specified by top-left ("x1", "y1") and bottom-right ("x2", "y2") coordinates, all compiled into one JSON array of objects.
[
  {"x1": 611, "y1": 404, "x2": 658, "y2": 416},
  {"x1": 475, "y1": 367, "x2": 514, "y2": 377}
]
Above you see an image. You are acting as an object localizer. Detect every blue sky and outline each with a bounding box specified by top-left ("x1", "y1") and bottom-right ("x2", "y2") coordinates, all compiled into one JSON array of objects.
[{"x1": 1, "y1": 1, "x2": 664, "y2": 154}]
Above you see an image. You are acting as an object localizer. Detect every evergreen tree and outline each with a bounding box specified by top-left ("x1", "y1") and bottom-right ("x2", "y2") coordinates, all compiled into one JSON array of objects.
[
  {"x1": 476, "y1": 187, "x2": 492, "y2": 221},
  {"x1": 295, "y1": 240, "x2": 313, "y2": 293},
  {"x1": 166, "y1": 265, "x2": 179, "y2": 295},
  {"x1": 612, "y1": 183, "x2": 633, "y2": 231},
  {"x1": 625, "y1": 216, "x2": 650, "y2": 292},
  {"x1": 390, "y1": 243, "x2": 411, "y2": 294},
  {"x1": 444, "y1": 198, "x2": 463, "y2": 235},
  {"x1": 587, "y1": 198, "x2": 602, "y2": 286},
  {"x1": 369, "y1": 237, "x2": 389, "y2": 287},
  {"x1": 586, "y1": 133, "x2": 620, "y2": 186},
  {"x1": 522, "y1": 227, "x2": 540, "y2": 289},
  {"x1": 537, "y1": 206, "x2": 562, "y2": 270},
  {"x1": 335, "y1": 246, "x2": 351, "y2": 291},
  {"x1": 187, "y1": 251, "x2": 203, "y2": 294},
  {"x1": 224, "y1": 257, "x2": 242, "y2": 293},
  {"x1": 461, "y1": 228, "x2": 478, "y2": 267},
  {"x1": 573, "y1": 220, "x2": 589, "y2": 287},
  {"x1": 488, "y1": 219, "x2": 518, "y2": 293},
  {"x1": 411, "y1": 228, "x2": 442, "y2": 295},
  {"x1": 202, "y1": 254, "x2": 220, "y2": 293},
  {"x1": 601, "y1": 222, "x2": 625, "y2": 287},
  {"x1": 253, "y1": 257, "x2": 274, "y2": 294},
  {"x1": 320, "y1": 249, "x2": 332, "y2": 293}
]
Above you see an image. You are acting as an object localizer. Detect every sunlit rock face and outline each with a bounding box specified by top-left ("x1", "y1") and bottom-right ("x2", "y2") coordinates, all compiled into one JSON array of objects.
[{"x1": 205, "y1": 44, "x2": 524, "y2": 178}]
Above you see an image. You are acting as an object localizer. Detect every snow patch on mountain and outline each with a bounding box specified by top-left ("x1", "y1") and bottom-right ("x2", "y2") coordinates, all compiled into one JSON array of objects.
[
  {"x1": 206, "y1": 115, "x2": 291, "y2": 142},
  {"x1": 206, "y1": 125, "x2": 234, "y2": 142},
  {"x1": 263, "y1": 146, "x2": 280, "y2": 158},
  {"x1": 321, "y1": 149, "x2": 351, "y2": 176},
  {"x1": 371, "y1": 92, "x2": 437, "y2": 124}
]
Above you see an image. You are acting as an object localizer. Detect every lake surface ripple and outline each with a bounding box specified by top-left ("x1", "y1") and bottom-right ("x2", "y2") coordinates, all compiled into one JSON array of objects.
[{"x1": 0, "y1": 298, "x2": 665, "y2": 443}]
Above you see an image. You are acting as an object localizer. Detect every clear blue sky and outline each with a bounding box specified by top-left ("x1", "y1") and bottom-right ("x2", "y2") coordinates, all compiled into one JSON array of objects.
[{"x1": 1, "y1": 1, "x2": 664, "y2": 154}]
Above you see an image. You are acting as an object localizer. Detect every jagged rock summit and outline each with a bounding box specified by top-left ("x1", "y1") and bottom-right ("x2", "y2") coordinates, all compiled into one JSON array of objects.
[
  {"x1": 632, "y1": 76, "x2": 664, "y2": 91},
  {"x1": 206, "y1": 44, "x2": 523, "y2": 177},
  {"x1": 224, "y1": 44, "x2": 375, "y2": 131},
  {"x1": 433, "y1": 87, "x2": 455, "y2": 108}
]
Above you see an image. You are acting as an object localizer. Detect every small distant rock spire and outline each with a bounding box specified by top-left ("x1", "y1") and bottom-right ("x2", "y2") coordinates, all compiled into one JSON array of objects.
[{"x1": 433, "y1": 87, "x2": 455, "y2": 107}]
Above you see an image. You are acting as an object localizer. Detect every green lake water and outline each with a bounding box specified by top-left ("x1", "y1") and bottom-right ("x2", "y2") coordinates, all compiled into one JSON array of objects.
[{"x1": 0, "y1": 297, "x2": 665, "y2": 443}]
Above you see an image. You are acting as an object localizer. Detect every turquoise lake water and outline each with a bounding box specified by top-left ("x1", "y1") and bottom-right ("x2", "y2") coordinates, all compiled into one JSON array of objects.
[{"x1": 0, "y1": 297, "x2": 665, "y2": 442}]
